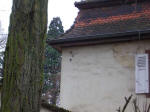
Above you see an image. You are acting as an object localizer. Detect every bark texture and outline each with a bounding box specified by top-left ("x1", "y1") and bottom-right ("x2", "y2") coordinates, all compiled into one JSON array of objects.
[{"x1": 1, "y1": 0, "x2": 48, "y2": 112}]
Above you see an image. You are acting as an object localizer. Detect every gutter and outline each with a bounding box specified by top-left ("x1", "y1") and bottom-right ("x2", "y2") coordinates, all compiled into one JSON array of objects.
[{"x1": 47, "y1": 29, "x2": 150, "y2": 47}]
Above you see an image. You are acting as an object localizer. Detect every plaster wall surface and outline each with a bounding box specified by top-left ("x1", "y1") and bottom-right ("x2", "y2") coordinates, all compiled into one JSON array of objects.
[{"x1": 60, "y1": 40, "x2": 150, "y2": 112}]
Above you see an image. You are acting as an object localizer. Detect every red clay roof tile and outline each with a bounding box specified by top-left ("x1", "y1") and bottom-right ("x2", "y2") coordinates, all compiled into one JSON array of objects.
[{"x1": 48, "y1": 0, "x2": 150, "y2": 46}]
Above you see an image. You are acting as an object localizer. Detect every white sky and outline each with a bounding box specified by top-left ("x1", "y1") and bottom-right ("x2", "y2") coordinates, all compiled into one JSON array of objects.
[{"x1": 0, "y1": 0, "x2": 80, "y2": 34}]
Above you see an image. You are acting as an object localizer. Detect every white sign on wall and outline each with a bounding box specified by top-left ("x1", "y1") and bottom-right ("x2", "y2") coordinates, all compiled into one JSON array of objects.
[{"x1": 135, "y1": 54, "x2": 149, "y2": 94}]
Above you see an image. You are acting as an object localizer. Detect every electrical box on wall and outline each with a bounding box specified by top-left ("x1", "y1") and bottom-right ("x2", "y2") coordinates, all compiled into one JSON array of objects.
[{"x1": 135, "y1": 54, "x2": 149, "y2": 94}]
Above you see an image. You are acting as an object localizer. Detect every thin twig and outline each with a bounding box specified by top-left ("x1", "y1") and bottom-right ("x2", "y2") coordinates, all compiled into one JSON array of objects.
[
  {"x1": 122, "y1": 95, "x2": 133, "y2": 112},
  {"x1": 147, "y1": 104, "x2": 150, "y2": 112},
  {"x1": 117, "y1": 107, "x2": 121, "y2": 112}
]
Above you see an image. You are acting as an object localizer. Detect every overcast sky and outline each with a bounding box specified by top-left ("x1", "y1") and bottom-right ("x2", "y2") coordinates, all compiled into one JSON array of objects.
[{"x1": 0, "y1": 0, "x2": 80, "y2": 34}]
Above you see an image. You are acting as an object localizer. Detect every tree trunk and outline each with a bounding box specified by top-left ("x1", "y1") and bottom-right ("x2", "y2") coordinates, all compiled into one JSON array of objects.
[{"x1": 1, "y1": 0, "x2": 48, "y2": 112}]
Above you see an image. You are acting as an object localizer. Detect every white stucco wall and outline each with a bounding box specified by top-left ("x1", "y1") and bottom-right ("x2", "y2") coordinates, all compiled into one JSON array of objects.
[{"x1": 60, "y1": 40, "x2": 150, "y2": 112}]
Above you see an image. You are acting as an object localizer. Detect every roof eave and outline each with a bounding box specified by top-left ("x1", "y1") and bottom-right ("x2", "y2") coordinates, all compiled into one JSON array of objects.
[{"x1": 47, "y1": 30, "x2": 150, "y2": 51}]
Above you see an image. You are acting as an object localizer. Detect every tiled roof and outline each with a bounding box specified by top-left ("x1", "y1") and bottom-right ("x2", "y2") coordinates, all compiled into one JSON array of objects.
[{"x1": 47, "y1": 0, "x2": 150, "y2": 48}]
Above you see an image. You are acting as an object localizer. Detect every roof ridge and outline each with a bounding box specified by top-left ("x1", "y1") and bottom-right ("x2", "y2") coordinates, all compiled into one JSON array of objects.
[{"x1": 75, "y1": 0, "x2": 148, "y2": 9}]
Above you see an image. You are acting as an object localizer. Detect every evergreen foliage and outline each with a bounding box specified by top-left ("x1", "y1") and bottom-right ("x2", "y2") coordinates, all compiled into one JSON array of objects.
[
  {"x1": 44, "y1": 17, "x2": 64, "y2": 74},
  {"x1": 43, "y1": 17, "x2": 64, "y2": 105},
  {"x1": 47, "y1": 17, "x2": 64, "y2": 39}
]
